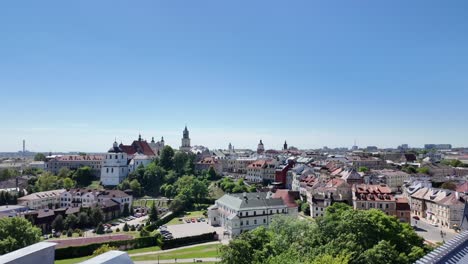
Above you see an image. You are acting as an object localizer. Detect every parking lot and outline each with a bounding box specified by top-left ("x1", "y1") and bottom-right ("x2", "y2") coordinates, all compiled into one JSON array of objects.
[{"x1": 166, "y1": 222, "x2": 217, "y2": 238}]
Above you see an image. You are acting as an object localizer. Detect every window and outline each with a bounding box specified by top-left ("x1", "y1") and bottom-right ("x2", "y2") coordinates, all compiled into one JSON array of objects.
[
  {"x1": 385, "y1": 204, "x2": 389, "y2": 209},
  {"x1": 362, "y1": 203, "x2": 365, "y2": 208},
  {"x1": 246, "y1": 212, "x2": 249, "y2": 216},
  {"x1": 246, "y1": 220, "x2": 249, "y2": 225},
  {"x1": 379, "y1": 204, "x2": 383, "y2": 209},
  {"x1": 106, "y1": 168, "x2": 109, "y2": 173},
  {"x1": 263, "y1": 219, "x2": 266, "y2": 224},
  {"x1": 254, "y1": 220, "x2": 257, "y2": 225},
  {"x1": 254, "y1": 211, "x2": 256, "y2": 216},
  {"x1": 276, "y1": 209, "x2": 279, "y2": 214},
  {"x1": 239, "y1": 212, "x2": 242, "y2": 216},
  {"x1": 240, "y1": 221, "x2": 243, "y2": 226}
]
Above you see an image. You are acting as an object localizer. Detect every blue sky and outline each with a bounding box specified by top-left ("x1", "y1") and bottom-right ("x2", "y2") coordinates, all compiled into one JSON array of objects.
[{"x1": 0, "y1": 1, "x2": 467, "y2": 152}]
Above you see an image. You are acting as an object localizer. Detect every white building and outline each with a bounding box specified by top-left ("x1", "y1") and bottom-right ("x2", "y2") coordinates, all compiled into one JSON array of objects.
[
  {"x1": 100, "y1": 141, "x2": 129, "y2": 186},
  {"x1": 59, "y1": 189, "x2": 132, "y2": 213},
  {"x1": 207, "y1": 190, "x2": 298, "y2": 237},
  {"x1": 129, "y1": 154, "x2": 153, "y2": 172},
  {"x1": 17, "y1": 189, "x2": 66, "y2": 210}
]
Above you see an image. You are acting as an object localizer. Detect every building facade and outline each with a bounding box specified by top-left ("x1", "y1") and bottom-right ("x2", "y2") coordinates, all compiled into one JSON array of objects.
[{"x1": 207, "y1": 191, "x2": 298, "y2": 236}]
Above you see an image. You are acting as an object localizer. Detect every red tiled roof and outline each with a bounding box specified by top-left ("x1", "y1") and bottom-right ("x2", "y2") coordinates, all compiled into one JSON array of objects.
[
  {"x1": 396, "y1": 197, "x2": 410, "y2": 210},
  {"x1": 272, "y1": 189, "x2": 298, "y2": 208},
  {"x1": 456, "y1": 182, "x2": 468, "y2": 193},
  {"x1": 120, "y1": 140, "x2": 155, "y2": 156}
]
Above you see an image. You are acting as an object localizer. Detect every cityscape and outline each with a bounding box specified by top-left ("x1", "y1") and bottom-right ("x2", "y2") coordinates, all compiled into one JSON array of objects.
[{"x1": 1, "y1": 1, "x2": 468, "y2": 264}]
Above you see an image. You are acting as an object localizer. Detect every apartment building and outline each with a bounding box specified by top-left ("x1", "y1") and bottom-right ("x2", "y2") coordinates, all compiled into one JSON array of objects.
[{"x1": 17, "y1": 189, "x2": 66, "y2": 210}]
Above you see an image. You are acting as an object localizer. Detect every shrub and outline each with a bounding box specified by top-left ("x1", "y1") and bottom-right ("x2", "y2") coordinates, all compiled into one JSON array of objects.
[
  {"x1": 161, "y1": 232, "x2": 216, "y2": 249},
  {"x1": 96, "y1": 223, "x2": 105, "y2": 235},
  {"x1": 92, "y1": 244, "x2": 117, "y2": 256},
  {"x1": 123, "y1": 223, "x2": 129, "y2": 232},
  {"x1": 116, "y1": 228, "x2": 120, "y2": 232},
  {"x1": 67, "y1": 229, "x2": 73, "y2": 237}
]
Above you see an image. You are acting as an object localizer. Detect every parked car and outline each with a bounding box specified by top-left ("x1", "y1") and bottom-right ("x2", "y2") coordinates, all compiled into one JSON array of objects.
[
  {"x1": 412, "y1": 216, "x2": 420, "y2": 220},
  {"x1": 191, "y1": 218, "x2": 196, "y2": 223},
  {"x1": 431, "y1": 223, "x2": 439, "y2": 227},
  {"x1": 185, "y1": 219, "x2": 191, "y2": 223}
]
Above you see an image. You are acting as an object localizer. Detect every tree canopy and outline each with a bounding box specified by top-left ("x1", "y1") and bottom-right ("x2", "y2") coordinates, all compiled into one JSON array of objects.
[
  {"x1": 220, "y1": 203, "x2": 427, "y2": 264},
  {"x1": 34, "y1": 153, "x2": 46, "y2": 161},
  {"x1": 0, "y1": 217, "x2": 42, "y2": 254}
]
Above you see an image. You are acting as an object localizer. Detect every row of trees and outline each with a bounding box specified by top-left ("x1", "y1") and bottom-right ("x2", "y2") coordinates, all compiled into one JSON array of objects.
[
  {"x1": 0, "y1": 168, "x2": 19, "y2": 181},
  {"x1": 27, "y1": 166, "x2": 95, "y2": 193},
  {"x1": 0, "y1": 190, "x2": 25, "y2": 206},
  {"x1": 51, "y1": 206, "x2": 105, "y2": 231},
  {"x1": 220, "y1": 203, "x2": 427, "y2": 264}
]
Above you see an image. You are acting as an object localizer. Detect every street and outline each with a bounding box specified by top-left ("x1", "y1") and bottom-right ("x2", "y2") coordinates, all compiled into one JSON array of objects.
[{"x1": 411, "y1": 217, "x2": 457, "y2": 243}]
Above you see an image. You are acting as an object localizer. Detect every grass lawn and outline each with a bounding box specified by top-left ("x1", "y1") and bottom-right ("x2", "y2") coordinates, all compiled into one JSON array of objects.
[
  {"x1": 166, "y1": 210, "x2": 206, "y2": 226},
  {"x1": 54, "y1": 246, "x2": 162, "y2": 264},
  {"x1": 131, "y1": 244, "x2": 220, "y2": 261}
]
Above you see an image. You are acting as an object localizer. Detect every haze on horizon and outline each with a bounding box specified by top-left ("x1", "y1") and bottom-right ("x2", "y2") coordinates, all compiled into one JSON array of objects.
[{"x1": 1, "y1": 1, "x2": 467, "y2": 152}]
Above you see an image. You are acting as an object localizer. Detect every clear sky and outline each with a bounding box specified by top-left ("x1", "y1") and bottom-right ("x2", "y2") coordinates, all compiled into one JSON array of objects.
[{"x1": 0, "y1": 1, "x2": 467, "y2": 152}]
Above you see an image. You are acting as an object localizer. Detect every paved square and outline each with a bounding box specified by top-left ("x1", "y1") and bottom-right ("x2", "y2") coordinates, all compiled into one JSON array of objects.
[{"x1": 166, "y1": 222, "x2": 217, "y2": 238}]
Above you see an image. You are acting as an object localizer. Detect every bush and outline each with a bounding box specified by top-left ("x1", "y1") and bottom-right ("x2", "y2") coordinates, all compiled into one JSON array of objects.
[
  {"x1": 116, "y1": 228, "x2": 120, "y2": 232},
  {"x1": 67, "y1": 229, "x2": 73, "y2": 237},
  {"x1": 55, "y1": 236, "x2": 160, "y2": 260},
  {"x1": 92, "y1": 244, "x2": 117, "y2": 256},
  {"x1": 123, "y1": 223, "x2": 129, "y2": 232},
  {"x1": 130, "y1": 225, "x2": 136, "y2": 231}
]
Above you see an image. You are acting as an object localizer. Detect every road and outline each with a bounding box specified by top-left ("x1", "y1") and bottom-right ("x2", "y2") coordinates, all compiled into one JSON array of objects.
[{"x1": 411, "y1": 217, "x2": 457, "y2": 243}]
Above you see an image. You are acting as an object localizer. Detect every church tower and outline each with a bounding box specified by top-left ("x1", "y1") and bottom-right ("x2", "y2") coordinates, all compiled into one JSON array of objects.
[
  {"x1": 283, "y1": 140, "x2": 288, "y2": 151},
  {"x1": 180, "y1": 126, "x2": 191, "y2": 152},
  {"x1": 257, "y1": 139, "x2": 265, "y2": 154},
  {"x1": 101, "y1": 140, "x2": 129, "y2": 186}
]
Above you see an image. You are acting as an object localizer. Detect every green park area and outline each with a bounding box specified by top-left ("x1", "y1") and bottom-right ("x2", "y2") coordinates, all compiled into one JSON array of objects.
[{"x1": 54, "y1": 244, "x2": 220, "y2": 264}]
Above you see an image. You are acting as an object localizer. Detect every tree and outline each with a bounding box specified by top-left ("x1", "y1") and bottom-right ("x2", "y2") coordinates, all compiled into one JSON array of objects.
[
  {"x1": 35, "y1": 172, "x2": 60, "y2": 192},
  {"x1": 123, "y1": 223, "x2": 129, "y2": 232},
  {"x1": 417, "y1": 167, "x2": 430, "y2": 175},
  {"x1": 34, "y1": 153, "x2": 46, "y2": 161},
  {"x1": 122, "y1": 203, "x2": 130, "y2": 217},
  {"x1": 90, "y1": 207, "x2": 104, "y2": 226},
  {"x1": 358, "y1": 166, "x2": 369, "y2": 173},
  {"x1": 64, "y1": 214, "x2": 78, "y2": 230},
  {"x1": 72, "y1": 166, "x2": 94, "y2": 186},
  {"x1": 67, "y1": 228, "x2": 73, "y2": 237},
  {"x1": 173, "y1": 151, "x2": 189, "y2": 175},
  {"x1": 58, "y1": 167, "x2": 71, "y2": 178},
  {"x1": 130, "y1": 179, "x2": 142, "y2": 197},
  {"x1": 220, "y1": 203, "x2": 427, "y2": 264},
  {"x1": 441, "y1": 181, "x2": 457, "y2": 191},
  {"x1": 51, "y1": 215, "x2": 64, "y2": 231},
  {"x1": 92, "y1": 244, "x2": 117, "y2": 256},
  {"x1": 77, "y1": 212, "x2": 89, "y2": 228},
  {"x1": 63, "y1": 177, "x2": 76, "y2": 189},
  {"x1": 207, "y1": 166, "x2": 218, "y2": 180},
  {"x1": 159, "y1": 146, "x2": 175, "y2": 170},
  {"x1": 0, "y1": 217, "x2": 41, "y2": 254},
  {"x1": 96, "y1": 222, "x2": 105, "y2": 234},
  {"x1": 149, "y1": 202, "x2": 159, "y2": 222},
  {"x1": 301, "y1": 202, "x2": 310, "y2": 216},
  {"x1": 142, "y1": 163, "x2": 166, "y2": 195}
]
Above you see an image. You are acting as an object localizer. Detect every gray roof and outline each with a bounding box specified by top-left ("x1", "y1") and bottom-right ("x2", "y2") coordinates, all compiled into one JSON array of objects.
[
  {"x1": 217, "y1": 192, "x2": 286, "y2": 210},
  {"x1": 416, "y1": 230, "x2": 468, "y2": 264}
]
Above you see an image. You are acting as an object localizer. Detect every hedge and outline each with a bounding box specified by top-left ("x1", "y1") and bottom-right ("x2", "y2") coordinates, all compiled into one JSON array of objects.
[
  {"x1": 55, "y1": 236, "x2": 159, "y2": 260},
  {"x1": 161, "y1": 232, "x2": 217, "y2": 250}
]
